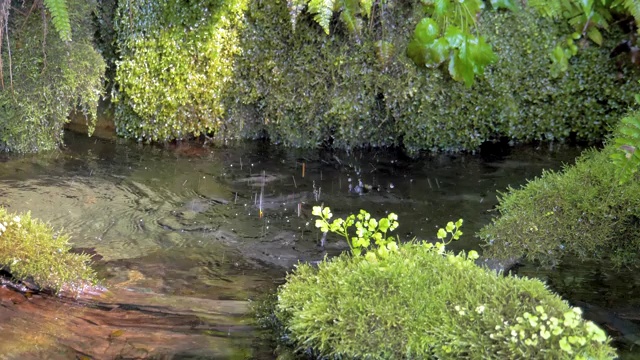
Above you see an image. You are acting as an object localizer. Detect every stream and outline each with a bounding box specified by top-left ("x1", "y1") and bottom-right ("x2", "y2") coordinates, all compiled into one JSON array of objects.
[{"x1": 0, "y1": 131, "x2": 638, "y2": 359}]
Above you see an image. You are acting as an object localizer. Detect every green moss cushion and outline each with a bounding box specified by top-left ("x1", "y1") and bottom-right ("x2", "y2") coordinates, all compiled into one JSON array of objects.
[
  {"x1": 276, "y1": 243, "x2": 615, "y2": 359},
  {"x1": 478, "y1": 144, "x2": 640, "y2": 268}
]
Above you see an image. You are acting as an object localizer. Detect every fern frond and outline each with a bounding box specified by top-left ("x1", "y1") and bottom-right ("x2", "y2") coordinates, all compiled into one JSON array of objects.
[
  {"x1": 611, "y1": 112, "x2": 640, "y2": 184},
  {"x1": 339, "y1": 0, "x2": 359, "y2": 33},
  {"x1": 622, "y1": 0, "x2": 640, "y2": 26},
  {"x1": 528, "y1": 0, "x2": 563, "y2": 18},
  {"x1": 360, "y1": 0, "x2": 373, "y2": 18},
  {"x1": 287, "y1": 0, "x2": 308, "y2": 31},
  {"x1": 308, "y1": 0, "x2": 335, "y2": 34},
  {"x1": 43, "y1": 0, "x2": 71, "y2": 41}
]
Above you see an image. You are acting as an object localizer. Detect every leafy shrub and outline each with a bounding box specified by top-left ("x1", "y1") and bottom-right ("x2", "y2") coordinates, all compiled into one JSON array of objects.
[
  {"x1": 276, "y1": 211, "x2": 616, "y2": 359},
  {"x1": 478, "y1": 144, "x2": 640, "y2": 268},
  {"x1": 0, "y1": 0, "x2": 105, "y2": 153},
  {"x1": 0, "y1": 207, "x2": 97, "y2": 293}
]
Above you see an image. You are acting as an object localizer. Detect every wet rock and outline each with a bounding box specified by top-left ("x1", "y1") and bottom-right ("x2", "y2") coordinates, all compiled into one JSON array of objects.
[
  {"x1": 0, "y1": 286, "x2": 256, "y2": 359},
  {"x1": 476, "y1": 256, "x2": 521, "y2": 274}
]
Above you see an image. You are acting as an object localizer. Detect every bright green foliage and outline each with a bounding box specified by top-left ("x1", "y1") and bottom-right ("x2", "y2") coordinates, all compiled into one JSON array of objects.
[
  {"x1": 307, "y1": 0, "x2": 335, "y2": 34},
  {"x1": 0, "y1": 207, "x2": 97, "y2": 293},
  {"x1": 478, "y1": 145, "x2": 640, "y2": 268},
  {"x1": 0, "y1": 0, "x2": 105, "y2": 153},
  {"x1": 113, "y1": 0, "x2": 249, "y2": 143},
  {"x1": 407, "y1": 0, "x2": 496, "y2": 87},
  {"x1": 313, "y1": 206, "x2": 401, "y2": 259},
  {"x1": 611, "y1": 111, "x2": 640, "y2": 184},
  {"x1": 276, "y1": 213, "x2": 615, "y2": 359},
  {"x1": 43, "y1": 0, "x2": 72, "y2": 41},
  {"x1": 288, "y1": 0, "x2": 376, "y2": 35}
]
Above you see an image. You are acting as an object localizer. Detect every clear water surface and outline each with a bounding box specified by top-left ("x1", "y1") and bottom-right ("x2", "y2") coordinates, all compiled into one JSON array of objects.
[{"x1": 0, "y1": 132, "x2": 636, "y2": 359}]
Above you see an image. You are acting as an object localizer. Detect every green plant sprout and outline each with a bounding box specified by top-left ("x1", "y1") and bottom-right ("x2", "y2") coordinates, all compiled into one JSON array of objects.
[
  {"x1": 312, "y1": 205, "x2": 475, "y2": 262},
  {"x1": 312, "y1": 206, "x2": 399, "y2": 260}
]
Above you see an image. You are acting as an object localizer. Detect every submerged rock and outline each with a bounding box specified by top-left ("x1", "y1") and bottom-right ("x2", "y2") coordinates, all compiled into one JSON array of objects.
[{"x1": 476, "y1": 256, "x2": 521, "y2": 274}]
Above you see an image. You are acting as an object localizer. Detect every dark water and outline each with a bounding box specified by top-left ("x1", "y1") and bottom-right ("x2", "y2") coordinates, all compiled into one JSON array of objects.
[{"x1": 0, "y1": 132, "x2": 636, "y2": 358}]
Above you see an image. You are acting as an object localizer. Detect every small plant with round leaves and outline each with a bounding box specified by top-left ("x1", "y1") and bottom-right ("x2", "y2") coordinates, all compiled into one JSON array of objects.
[{"x1": 312, "y1": 206, "x2": 399, "y2": 261}]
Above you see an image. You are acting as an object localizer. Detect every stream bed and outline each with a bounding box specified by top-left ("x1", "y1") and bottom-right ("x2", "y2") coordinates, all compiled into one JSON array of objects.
[{"x1": 0, "y1": 132, "x2": 637, "y2": 359}]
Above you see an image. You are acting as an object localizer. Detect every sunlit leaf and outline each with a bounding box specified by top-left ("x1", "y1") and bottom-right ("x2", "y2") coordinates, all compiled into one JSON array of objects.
[
  {"x1": 414, "y1": 17, "x2": 440, "y2": 45},
  {"x1": 448, "y1": 52, "x2": 475, "y2": 88},
  {"x1": 586, "y1": 27, "x2": 603, "y2": 46},
  {"x1": 426, "y1": 38, "x2": 451, "y2": 66},
  {"x1": 444, "y1": 26, "x2": 464, "y2": 48}
]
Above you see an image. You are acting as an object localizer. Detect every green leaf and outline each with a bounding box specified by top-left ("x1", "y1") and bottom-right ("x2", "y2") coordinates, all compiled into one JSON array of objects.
[
  {"x1": 550, "y1": 45, "x2": 570, "y2": 77},
  {"x1": 445, "y1": 221, "x2": 455, "y2": 232},
  {"x1": 490, "y1": 0, "x2": 517, "y2": 11},
  {"x1": 308, "y1": 0, "x2": 336, "y2": 34},
  {"x1": 360, "y1": 0, "x2": 373, "y2": 17},
  {"x1": 378, "y1": 218, "x2": 390, "y2": 232},
  {"x1": 444, "y1": 26, "x2": 465, "y2": 48},
  {"x1": 586, "y1": 27, "x2": 603, "y2": 45},
  {"x1": 407, "y1": 40, "x2": 429, "y2": 67},
  {"x1": 467, "y1": 36, "x2": 496, "y2": 75},
  {"x1": 426, "y1": 38, "x2": 451, "y2": 66},
  {"x1": 433, "y1": 0, "x2": 450, "y2": 17},
  {"x1": 44, "y1": 0, "x2": 72, "y2": 41},
  {"x1": 449, "y1": 51, "x2": 475, "y2": 88},
  {"x1": 414, "y1": 18, "x2": 440, "y2": 45}
]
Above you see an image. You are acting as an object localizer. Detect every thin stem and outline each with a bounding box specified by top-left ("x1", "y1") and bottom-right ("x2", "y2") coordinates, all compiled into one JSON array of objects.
[{"x1": 5, "y1": 11, "x2": 12, "y2": 93}]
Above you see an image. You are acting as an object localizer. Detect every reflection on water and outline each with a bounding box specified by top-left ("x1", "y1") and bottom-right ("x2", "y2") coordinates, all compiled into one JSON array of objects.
[{"x1": 0, "y1": 132, "x2": 635, "y2": 358}]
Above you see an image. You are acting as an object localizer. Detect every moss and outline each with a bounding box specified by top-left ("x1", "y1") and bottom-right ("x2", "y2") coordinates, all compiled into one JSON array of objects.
[
  {"x1": 0, "y1": 0, "x2": 105, "y2": 153},
  {"x1": 275, "y1": 242, "x2": 616, "y2": 359},
  {"x1": 113, "y1": 0, "x2": 250, "y2": 142},
  {"x1": 232, "y1": 2, "x2": 640, "y2": 152},
  {"x1": 477, "y1": 143, "x2": 640, "y2": 268},
  {"x1": 113, "y1": 2, "x2": 640, "y2": 152},
  {"x1": 0, "y1": 207, "x2": 97, "y2": 293}
]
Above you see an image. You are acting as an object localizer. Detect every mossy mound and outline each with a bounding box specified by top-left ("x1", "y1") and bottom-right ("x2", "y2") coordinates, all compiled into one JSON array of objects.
[
  {"x1": 478, "y1": 144, "x2": 640, "y2": 268},
  {"x1": 113, "y1": 0, "x2": 250, "y2": 142},
  {"x1": 0, "y1": 0, "x2": 105, "y2": 153},
  {"x1": 113, "y1": 1, "x2": 639, "y2": 153},
  {"x1": 276, "y1": 243, "x2": 616, "y2": 359},
  {"x1": 0, "y1": 208, "x2": 97, "y2": 293}
]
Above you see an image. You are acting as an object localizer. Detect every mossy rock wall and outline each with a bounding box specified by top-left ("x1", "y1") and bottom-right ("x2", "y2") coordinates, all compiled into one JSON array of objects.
[
  {"x1": 0, "y1": 0, "x2": 105, "y2": 153},
  {"x1": 114, "y1": 1, "x2": 640, "y2": 152},
  {"x1": 113, "y1": 0, "x2": 250, "y2": 142}
]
